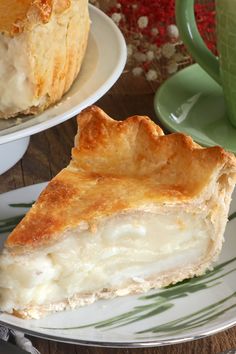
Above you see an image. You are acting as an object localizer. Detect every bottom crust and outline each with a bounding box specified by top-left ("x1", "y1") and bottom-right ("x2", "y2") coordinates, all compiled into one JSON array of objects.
[{"x1": 13, "y1": 259, "x2": 215, "y2": 319}]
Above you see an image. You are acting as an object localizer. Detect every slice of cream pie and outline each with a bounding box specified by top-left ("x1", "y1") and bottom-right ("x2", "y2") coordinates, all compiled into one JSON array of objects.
[{"x1": 0, "y1": 106, "x2": 236, "y2": 319}]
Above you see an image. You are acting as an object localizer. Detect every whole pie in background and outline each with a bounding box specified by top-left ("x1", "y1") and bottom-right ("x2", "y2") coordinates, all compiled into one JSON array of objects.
[{"x1": 0, "y1": 0, "x2": 90, "y2": 119}]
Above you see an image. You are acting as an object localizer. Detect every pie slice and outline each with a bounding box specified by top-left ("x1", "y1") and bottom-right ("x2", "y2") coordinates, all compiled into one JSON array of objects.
[{"x1": 0, "y1": 106, "x2": 236, "y2": 319}]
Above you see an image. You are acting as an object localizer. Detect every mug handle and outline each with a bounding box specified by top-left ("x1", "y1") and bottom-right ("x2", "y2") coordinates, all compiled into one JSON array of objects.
[{"x1": 175, "y1": 0, "x2": 221, "y2": 85}]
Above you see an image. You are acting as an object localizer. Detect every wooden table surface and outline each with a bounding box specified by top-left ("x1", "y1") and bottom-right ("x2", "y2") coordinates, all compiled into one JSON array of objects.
[{"x1": 0, "y1": 65, "x2": 236, "y2": 354}]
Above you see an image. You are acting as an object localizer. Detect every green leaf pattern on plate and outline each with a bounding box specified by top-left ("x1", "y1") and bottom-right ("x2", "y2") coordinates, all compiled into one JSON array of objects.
[
  {"x1": 41, "y1": 256, "x2": 236, "y2": 334},
  {"x1": 0, "y1": 202, "x2": 34, "y2": 234},
  {"x1": 0, "y1": 215, "x2": 25, "y2": 234}
]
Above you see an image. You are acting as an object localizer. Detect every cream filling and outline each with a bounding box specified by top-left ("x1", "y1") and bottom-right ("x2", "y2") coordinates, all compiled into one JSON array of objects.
[
  {"x1": 0, "y1": 33, "x2": 39, "y2": 116},
  {"x1": 0, "y1": 212, "x2": 211, "y2": 313}
]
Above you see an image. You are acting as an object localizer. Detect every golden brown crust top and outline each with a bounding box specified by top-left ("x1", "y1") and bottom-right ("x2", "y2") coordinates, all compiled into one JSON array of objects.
[
  {"x1": 0, "y1": 0, "x2": 70, "y2": 35},
  {"x1": 6, "y1": 106, "x2": 236, "y2": 249},
  {"x1": 72, "y1": 106, "x2": 236, "y2": 181}
]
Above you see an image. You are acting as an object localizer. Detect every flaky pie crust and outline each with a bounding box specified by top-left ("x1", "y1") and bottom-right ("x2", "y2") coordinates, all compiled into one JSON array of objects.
[{"x1": 6, "y1": 106, "x2": 236, "y2": 250}]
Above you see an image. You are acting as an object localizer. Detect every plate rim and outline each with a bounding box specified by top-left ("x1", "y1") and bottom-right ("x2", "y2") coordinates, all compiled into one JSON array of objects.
[
  {"x1": 0, "y1": 5, "x2": 127, "y2": 145},
  {"x1": 0, "y1": 182, "x2": 236, "y2": 347},
  {"x1": 0, "y1": 317, "x2": 236, "y2": 348}
]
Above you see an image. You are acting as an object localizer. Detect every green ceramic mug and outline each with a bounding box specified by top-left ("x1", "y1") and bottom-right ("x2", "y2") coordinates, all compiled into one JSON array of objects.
[{"x1": 176, "y1": 0, "x2": 236, "y2": 127}]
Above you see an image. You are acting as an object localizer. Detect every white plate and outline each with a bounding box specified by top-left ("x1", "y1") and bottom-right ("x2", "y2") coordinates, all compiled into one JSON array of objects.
[
  {"x1": 0, "y1": 183, "x2": 236, "y2": 347},
  {"x1": 0, "y1": 5, "x2": 127, "y2": 145}
]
